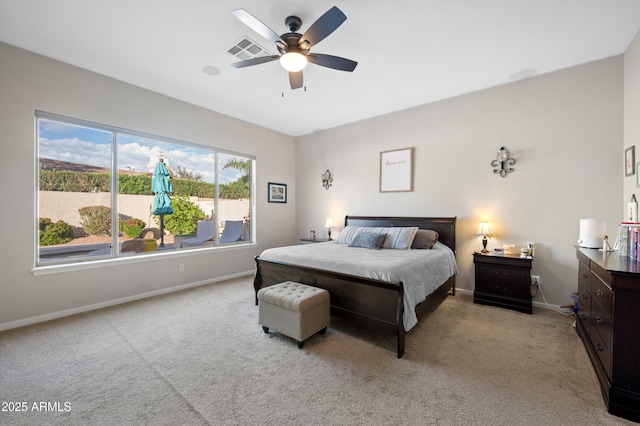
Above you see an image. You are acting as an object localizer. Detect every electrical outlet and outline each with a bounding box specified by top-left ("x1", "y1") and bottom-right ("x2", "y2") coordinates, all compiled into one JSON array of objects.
[
  {"x1": 179, "y1": 264, "x2": 184, "y2": 272},
  {"x1": 531, "y1": 275, "x2": 541, "y2": 287}
]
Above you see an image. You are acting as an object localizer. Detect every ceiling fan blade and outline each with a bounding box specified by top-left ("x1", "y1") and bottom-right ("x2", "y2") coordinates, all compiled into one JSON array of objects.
[
  {"x1": 231, "y1": 55, "x2": 280, "y2": 69},
  {"x1": 232, "y1": 9, "x2": 286, "y2": 47},
  {"x1": 307, "y1": 54, "x2": 357, "y2": 72},
  {"x1": 289, "y1": 71, "x2": 303, "y2": 90},
  {"x1": 299, "y1": 6, "x2": 347, "y2": 48}
]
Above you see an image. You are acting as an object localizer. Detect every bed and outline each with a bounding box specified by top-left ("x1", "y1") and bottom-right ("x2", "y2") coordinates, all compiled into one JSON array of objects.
[{"x1": 253, "y1": 216, "x2": 457, "y2": 358}]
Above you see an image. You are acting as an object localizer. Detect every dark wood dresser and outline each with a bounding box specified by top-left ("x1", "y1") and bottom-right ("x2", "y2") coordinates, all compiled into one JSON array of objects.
[
  {"x1": 473, "y1": 252, "x2": 532, "y2": 314},
  {"x1": 575, "y1": 247, "x2": 640, "y2": 422}
]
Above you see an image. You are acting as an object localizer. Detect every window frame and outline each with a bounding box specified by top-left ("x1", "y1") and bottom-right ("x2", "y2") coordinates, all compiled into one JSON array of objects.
[{"x1": 34, "y1": 111, "x2": 256, "y2": 273}]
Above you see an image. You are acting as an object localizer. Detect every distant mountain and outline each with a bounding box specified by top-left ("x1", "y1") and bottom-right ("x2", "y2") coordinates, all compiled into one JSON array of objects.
[{"x1": 39, "y1": 158, "x2": 148, "y2": 175}]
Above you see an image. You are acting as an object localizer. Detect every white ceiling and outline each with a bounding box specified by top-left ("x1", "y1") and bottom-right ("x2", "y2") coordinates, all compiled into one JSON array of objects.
[{"x1": 1, "y1": 1, "x2": 640, "y2": 137}]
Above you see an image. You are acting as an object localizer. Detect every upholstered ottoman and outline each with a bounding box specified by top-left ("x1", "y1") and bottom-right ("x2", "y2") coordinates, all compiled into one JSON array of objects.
[{"x1": 258, "y1": 282, "x2": 330, "y2": 348}]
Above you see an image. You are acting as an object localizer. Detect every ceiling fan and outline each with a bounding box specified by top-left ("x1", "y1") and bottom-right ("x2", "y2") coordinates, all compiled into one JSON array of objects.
[{"x1": 230, "y1": 6, "x2": 358, "y2": 90}]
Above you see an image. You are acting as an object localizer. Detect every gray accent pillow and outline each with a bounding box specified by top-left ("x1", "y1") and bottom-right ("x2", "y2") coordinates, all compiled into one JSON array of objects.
[
  {"x1": 411, "y1": 229, "x2": 439, "y2": 249},
  {"x1": 348, "y1": 232, "x2": 387, "y2": 250}
]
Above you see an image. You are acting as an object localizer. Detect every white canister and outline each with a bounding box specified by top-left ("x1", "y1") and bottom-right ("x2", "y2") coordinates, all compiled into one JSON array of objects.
[{"x1": 578, "y1": 219, "x2": 606, "y2": 248}]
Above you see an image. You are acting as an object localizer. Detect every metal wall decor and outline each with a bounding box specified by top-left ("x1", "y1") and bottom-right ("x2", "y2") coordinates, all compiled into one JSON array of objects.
[
  {"x1": 321, "y1": 169, "x2": 333, "y2": 189},
  {"x1": 491, "y1": 146, "x2": 515, "y2": 177}
]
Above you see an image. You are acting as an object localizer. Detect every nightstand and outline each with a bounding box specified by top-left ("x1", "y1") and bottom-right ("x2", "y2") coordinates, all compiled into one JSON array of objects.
[
  {"x1": 473, "y1": 252, "x2": 533, "y2": 314},
  {"x1": 299, "y1": 238, "x2": 331, "y2": 244}
]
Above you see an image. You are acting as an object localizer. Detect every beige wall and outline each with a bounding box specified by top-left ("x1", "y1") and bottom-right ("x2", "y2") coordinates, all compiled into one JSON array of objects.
[
  {"x1": 624, "y1": 32, "x2": 640, "y2": 213},
  {"x1": 1, "y1": 34, "x2": 636, "y2": 328},
  {"x1": 296, "y1": 56, "x2": 624, "y2": 307},
  {"x1": 0, "y1": 42, "x2": 296, "y2": 329}
]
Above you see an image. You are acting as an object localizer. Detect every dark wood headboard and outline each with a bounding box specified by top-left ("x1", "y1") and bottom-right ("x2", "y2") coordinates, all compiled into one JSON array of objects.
[{"x1": 344, "y1": 216, "x2": 457, "y2": 253}]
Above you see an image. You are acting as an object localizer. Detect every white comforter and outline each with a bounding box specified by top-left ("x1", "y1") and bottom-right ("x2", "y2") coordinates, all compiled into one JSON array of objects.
[{"x1": 259, "y1": 241, "x2": 458, "y2": 331}]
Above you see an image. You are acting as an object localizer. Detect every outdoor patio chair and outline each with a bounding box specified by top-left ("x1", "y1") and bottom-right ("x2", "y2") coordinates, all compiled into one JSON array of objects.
[
  {"x1": 219, "y1": 220, "x2": 244, "y2": 244},
  {"x1": 181, "y1": 220, "x2": 216, "y2": 248}
]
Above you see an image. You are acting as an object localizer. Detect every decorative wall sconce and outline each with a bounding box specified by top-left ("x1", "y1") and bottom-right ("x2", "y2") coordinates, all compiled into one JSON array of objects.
[
  {"x1": 321, "y1": 169, "x2": 333, "y2": 190},
  {"x1": 491, "y1": 147, "x2": 515, "y2": 177}
]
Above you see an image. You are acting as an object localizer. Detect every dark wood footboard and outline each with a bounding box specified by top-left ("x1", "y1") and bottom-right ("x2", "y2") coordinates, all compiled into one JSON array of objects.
[
  {"x1": 254, "y1": 256, "x2": 406, "y2": 355},
  {"x1": 254, "y1": 216, "x2": 457, "y2": 358},
  {"x1": 254, "y1": 256, "x2": 456, "y2": 358}
]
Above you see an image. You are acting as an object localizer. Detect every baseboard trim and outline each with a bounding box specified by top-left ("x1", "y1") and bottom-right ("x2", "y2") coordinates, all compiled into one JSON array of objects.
[
  {"x1": 455, "y1": 288, "x2": 570, "y2": 312},
  {"x1": 2, "y1": 278, "x2": 570, "y2": 332},
  {"x1": 0, "y1": 270, "x2": 253, "y2": 332}
]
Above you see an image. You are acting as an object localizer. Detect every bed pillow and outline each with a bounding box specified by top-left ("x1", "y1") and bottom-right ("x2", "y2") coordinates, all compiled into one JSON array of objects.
[
  {"x1": 380, "y1": 227, "x2": 419, "y2": 250},
  {"x1": 335, "y1": 226, "x2": 363, "y2": 245},
  {"x1": 336, "y1": 226, "x2": 419, "y2": 250},
  {"x1": 348, "y1": 232, "x2": 387, "y2": 250},
  {"x1": 411, "y1": 229, "x2": 439, "y2": 249}
]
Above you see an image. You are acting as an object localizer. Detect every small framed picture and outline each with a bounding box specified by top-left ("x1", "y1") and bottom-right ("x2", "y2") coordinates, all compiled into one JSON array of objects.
[
  {"x1": 268, "y1": 182, "x2": 287, "y2": 203},
  {"x1": 626, "y1": 146, "x2": 635, "y2": 176}
]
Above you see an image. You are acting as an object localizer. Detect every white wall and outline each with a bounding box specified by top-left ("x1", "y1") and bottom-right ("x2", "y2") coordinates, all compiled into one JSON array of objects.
[
  {"x1": 0, "y1": 42, "x2": 296, "y2": 329},
  {"x1": 295, "y1": 57, "x2": 624, "y2": 306},
  {"x1": 624, "y1": 32, "x2": 640, "y2": 211}
]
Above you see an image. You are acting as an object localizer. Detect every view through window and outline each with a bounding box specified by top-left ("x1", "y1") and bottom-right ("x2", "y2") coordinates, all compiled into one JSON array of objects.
[{"x1": 37, "y1": 112, "x2": 254, "y2": 266}]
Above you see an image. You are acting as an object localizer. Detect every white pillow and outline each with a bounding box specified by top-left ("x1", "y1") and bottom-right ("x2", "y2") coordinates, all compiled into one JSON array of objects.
[
  {"x1": 380, "y1": 227, "x2": 419, "y2": 250},
  {"x1": 335, "y1": 226, "x2": 363, "y2": 245}
]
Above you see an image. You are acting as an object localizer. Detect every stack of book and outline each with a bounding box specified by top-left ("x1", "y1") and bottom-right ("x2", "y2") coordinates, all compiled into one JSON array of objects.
[{"x1": 618, "y1": 222, "x2": 640, "y2": 258}]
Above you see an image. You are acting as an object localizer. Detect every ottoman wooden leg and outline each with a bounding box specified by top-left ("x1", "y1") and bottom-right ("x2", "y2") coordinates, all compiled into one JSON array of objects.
[
  {"x1": 320, "y1": 327, "x2": 327, "y2": 335},
  {"x1": 297, "y1": 340, "x2": 305, "y2": 349},
  {"x1": 262, "y1": 326, "x2": 269, "y2": 333}
]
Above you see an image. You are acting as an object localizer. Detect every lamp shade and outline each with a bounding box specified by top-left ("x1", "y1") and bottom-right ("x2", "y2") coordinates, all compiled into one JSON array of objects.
[
  {"x1": 325, "y1": 218, "x2": 334, "y2": 228},
  {"x1": 280, "y1": 52, "x2": 307, "y2": 72},
  {"x1": 476, "y1": 221, "x2": 493, "y2": 237}
]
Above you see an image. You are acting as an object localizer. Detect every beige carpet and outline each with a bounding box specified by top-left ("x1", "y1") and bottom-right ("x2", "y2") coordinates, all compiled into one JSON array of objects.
[{"x1": 0, "y1": 276, "x2": 635, "y2": 425}]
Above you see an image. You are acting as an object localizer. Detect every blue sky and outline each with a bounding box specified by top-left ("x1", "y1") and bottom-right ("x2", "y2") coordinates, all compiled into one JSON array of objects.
[{"x1": 38, "y1": 119, "x2": 245, "y2": 184}]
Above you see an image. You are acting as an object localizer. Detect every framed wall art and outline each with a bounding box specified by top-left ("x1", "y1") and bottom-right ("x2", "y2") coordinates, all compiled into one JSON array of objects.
[
  {"x1": 380, "y1": 147, "x2": 414, "y2": 192},
  {"x1": 268, "y1": 182, "x2": 287, "y2": 203},
  {"x1": 626, "y1": 146, "x2": 635, "y2": 177}
]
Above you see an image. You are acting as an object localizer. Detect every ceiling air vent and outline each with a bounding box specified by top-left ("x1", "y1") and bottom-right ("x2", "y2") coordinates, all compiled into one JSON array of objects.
[{"x1": 227, "y1": 36, "x2": 272, "y2": 60}]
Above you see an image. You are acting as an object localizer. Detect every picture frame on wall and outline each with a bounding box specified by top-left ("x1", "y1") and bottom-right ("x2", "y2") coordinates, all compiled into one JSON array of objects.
[
  {"x1": 267, "y1": 182, "x2": 287, "y2": 203},
  {"x1": 380, "y1": 147, "x2": 414, "y2": 192},
  {"x1": 626, "y1": 146, "x2": 635, "y2": 176}
]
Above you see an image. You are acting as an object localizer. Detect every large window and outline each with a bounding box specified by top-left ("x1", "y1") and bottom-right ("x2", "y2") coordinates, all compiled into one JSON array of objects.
[{"x1": 36, "y1": 111, "x2": 255, "y2": 266}]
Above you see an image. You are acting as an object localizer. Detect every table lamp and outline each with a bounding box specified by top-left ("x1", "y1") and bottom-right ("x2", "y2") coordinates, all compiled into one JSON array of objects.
[
  {"x1": 476, "y1": 221, "x2": 493, "y2": 253},
  {"x1": 325, "y1": 218, "x2": 334, "y2": 241}
]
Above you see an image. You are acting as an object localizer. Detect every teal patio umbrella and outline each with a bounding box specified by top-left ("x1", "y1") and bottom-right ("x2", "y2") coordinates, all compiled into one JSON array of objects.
[{"x1": 151, "y1": 159, "x2": 173, "y2": 248}]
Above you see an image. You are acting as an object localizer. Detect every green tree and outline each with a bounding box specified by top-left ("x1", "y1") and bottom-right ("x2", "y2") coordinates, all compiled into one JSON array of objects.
[
  {"x1": 157, "y1": 196, "x2": 206, "y2": 235},
  {"x1": 223, "y1": 159, "x2": 251, "y2": 177},
  {"x1": 39, "y1": 218, "x2": 74, "y2": 246},
  {"x1": 221, "y1": 159, "x2": 251, "y2": 199},
  {"x1": 78, "y1": 206, "x2": 111, "y2": 235},
  {"x1": 173, "y1": 166, "x2": 203, "y2": 182},
  {"x1": 119, "y1": 217, "x2": 146, "y2": 238}
]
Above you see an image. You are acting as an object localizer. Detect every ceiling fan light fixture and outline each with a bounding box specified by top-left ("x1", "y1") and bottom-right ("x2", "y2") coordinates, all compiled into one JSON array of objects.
[{"x1": 280, "y1": 52, "x2": 307, "y2": 72}]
